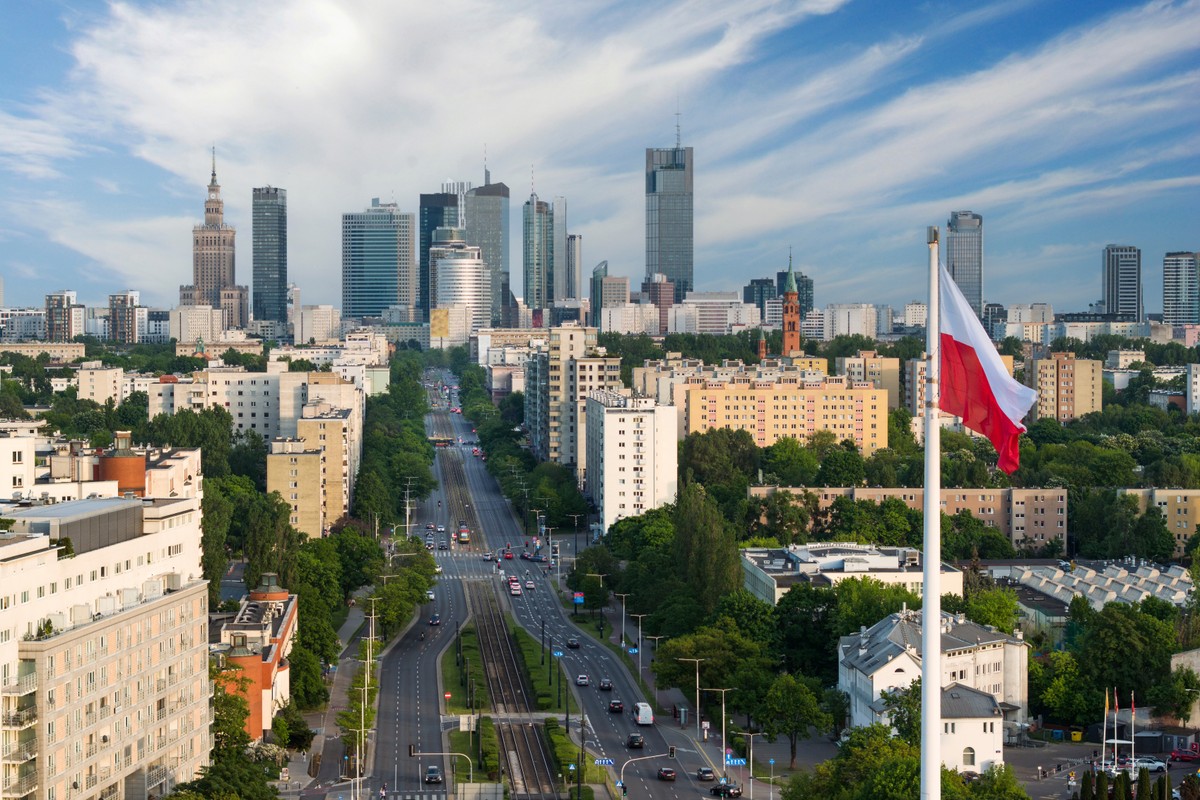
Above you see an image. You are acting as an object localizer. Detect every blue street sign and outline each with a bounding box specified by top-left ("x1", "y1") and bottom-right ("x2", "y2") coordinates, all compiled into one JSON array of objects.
[
  {"x1": 628, "y1": 648, "x2": 638, "y2": 654},
  {"x1": 726, "y1": 758, "x2": 747, "y2": 766},
  {"x1": 616, "y1": 781, "x2": 624, "y2": 788},
  {"x1": 573, "y1": 592, "x2": 585, "y2": 605},
  {"x1": 553, "y1": 650, "x2": 564, "y2": 657},
  {"x1": 569, "y1": 764, "x2": 576, "y2": 771},
  {"x1": 769, "y1": 759, "x2": 775, "y2": 766},
  {"x1": 594, "y1": 758, "x2": 614, "y2": 766}
]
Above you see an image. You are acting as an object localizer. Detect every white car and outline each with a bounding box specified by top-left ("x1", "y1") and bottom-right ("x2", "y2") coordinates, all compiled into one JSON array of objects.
[
  {"x1": 434, "y1": 564, "x2": 443, "y2": 574},
  {"x1": 576, "y1": 674, "x2": 590, "y2": 686},
  {"x1": 525, "y1": 580, "x2": 535, "y2": 590},
  {"x1": 1133, "y1": 757, "x2": 1167, "y2": 773},
  {"x1": 426, "y1": 590, "x2": 435, "y2": 601}
]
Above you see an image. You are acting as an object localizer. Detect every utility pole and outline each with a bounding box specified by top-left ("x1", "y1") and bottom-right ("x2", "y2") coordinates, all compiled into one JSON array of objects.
[
  {"x1": 646, "y1": 635, "x2": 668, "y2": 708},
  {"x1": 630, "y1": 613, "x2": 648, "y2": 678},
  {"x1": 567, "y1": 512, "x2": 583, "y2": 562},
  {"x1": 677, "y1": 658, "x2": 705, "y2": 741},
  {"x1": 614, "y1": 593, "x2": 631, "y2": 646},
  {"x1": 702, "y1": 687, "x2": 736, "y2": 778}
]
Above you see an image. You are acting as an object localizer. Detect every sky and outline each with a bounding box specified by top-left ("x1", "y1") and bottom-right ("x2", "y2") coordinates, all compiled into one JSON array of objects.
[{"x1": 0, "y1": 0, "x2": 1198, "y2": 317}]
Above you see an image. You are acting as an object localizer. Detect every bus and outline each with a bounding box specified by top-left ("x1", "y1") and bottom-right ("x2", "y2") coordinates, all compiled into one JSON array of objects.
[{"x1": 429, "y1": 436, "x2": 454, "y2": 448}]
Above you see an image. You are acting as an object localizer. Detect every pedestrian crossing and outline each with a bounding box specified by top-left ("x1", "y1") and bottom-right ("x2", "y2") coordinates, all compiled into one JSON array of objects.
[{"x1": 384, "y1": 793, "x2": 446, "y2": 800}]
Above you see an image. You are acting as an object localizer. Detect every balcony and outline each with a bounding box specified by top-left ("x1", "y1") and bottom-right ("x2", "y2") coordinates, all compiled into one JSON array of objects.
[
  {"x1": 0, "y1": 771, "x2": 37, "y2": 797},
  {"x1": 99, "y1": 783, "x2": 120, "y2": 800},
  {"x1": 0, "y1": 741, "x2": 35, "y2": 762},
  {"x1": 145, "y1": 763, "x2": 170, "y2": 787},
  {"x1": 0, "y1": 676, "x2": 35, "y2": 696},
  {"x1": 0, "y1": 709, "x2": 36, "y2": 729}
]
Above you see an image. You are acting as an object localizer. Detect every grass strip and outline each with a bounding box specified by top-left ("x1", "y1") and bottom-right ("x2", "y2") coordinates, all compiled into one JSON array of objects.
[
  {"x1": 440, "y1": 623, "x2": 491, "y2": 714},
  {"x1": 447, "y1": 716, "x2": 500, "y2": 783}
]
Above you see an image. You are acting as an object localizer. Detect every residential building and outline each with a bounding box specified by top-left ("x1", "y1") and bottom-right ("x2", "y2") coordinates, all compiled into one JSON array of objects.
[
  {"x1": 748, "y1": 486, "x2": 1068, "y2": 554},
  {"x1": 667, "y1": 292, "x2": 760, "y2": 335},
  {"x1": 1188, "y1": 364, "x2": 1200, "y2": 416},
  {"x1": 217, "y1": 574, "x2": 298, "y2": 740},
  {"x1": 838, "y1": 608, "x2": 1027, "y2": 768},
  {"x1": 108, "y1": 291, "x2": 145, "y2": 344},
  {"x1": 44, "y1": 291, "x2": 84, "y2": 343},
  {"x1": 0, "y1": 342, "x2": 83, "y2": 361},
  {"x1": 1026, "y1": 351, "x2": 1102, "y2": 423},
  {"x1": 1105, "y1": 349, "x2": 1146, "y2": 369},
  {"x1": 640, "y1": 273, "x2": 674, "y2": 335},
  {"x1": 469, "y1": 329, "x2": 549, "y2": 366},
  {"x1": 252, "y1": 186, "x2": 288, "y2": 324},
  {"x1": 1122, "y1": 488, "x2": 1200, "y2": 557},
  {"x1": 585, "y1": 391, "x2": 678, "y2": 530},
  {"x1": 903, "y1": 301, "x2": 927, "y2": 328},
  {"x1": 267, "y1": 438, "x2": 326, "y2": 536},
  {"x1": 295, "y1": 305, "x2": 341, "y2": 345},
  {"x1": 682, "y1": 374, "x2": 888, "y2": 455},
  {"x1": 645, "y1": 143, "x2": 693, "y2": 302},
  {"x1": 522, "y1": 192, "x2": 555, "y2": 311},
  {"x1": 946, "y1": 210, "x2": 984, "y2": 317},
  {"x1": 0, "y1": 309, "x2": 46, "y2": 342},
  {"x1": 169, "y1": 305, "x2": 225, "y2": 345},
  {"x1": 740, "y1": 542, "x2": 963, "y2": 605},
  {"x1": 77, "y1": 362, "x2": 124, "y2": 406},
  {"x1": 801, "y1": 309, "x2": 825, "y2": 341},
  {"x1": 181, "y1": 156, "x2": 248, "y2": 328},
  {"x1": 835, "y1": 350, "x2": 900, "y2": 409},
  {"x1": 1103, "y1": 244, "x2": 1143, "y2": 322},
  {"x1": 297, "y1": 401, "x2": 360, "y2": 525},
  {"x1": 0, "y1": 496, "x2": 210, "y2": 800},
  {"x1": 601, "y1": 304, "x2": 660, "y2": 336},
  {"x1": 1163, "y1": 252, "x2": 1200, "y2": 326},
  {"x1": 341, "y1": 199, "x2": 417, "y2": 319},
  {"x1": 431, "y1": 227, "x2": 490, "y2": 333},
  {"x1": 464, "y1": 176, "x2": 511, "y2": 326},
  {"x1": 823, "y1": 304, "x2": 878, "y2": 340}
]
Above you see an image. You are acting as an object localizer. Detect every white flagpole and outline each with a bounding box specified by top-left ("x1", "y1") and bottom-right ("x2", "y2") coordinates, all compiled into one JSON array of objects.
[{"x1": 921, "y1": 226, "x2": 942, "y2": 800}]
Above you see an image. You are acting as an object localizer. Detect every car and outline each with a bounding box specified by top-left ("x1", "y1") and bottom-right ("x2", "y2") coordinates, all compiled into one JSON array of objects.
[
  {"x1": 426, "y1": 522, "x2": 436, "y2": 530},
  {"x1": 510, "y1": 586, "x2": 523, "y2": 596},
  {"x1": 438, "y1": 540, "x2": 450, "y2": 550},
  {"x1": 626, "y1": 733, "x2": 644, "y2": 749},
  {"x1": 429, "y1": 614, "x2": 441, "y2": 626},
  {"x1": 576, "y1": 674, "x2": 589, "y2": 686},
  {"x1": 434, "y1": 564, "x2": 443, "y2": 574},
  {"x1": 424, "y1": 766, "x2": 442, "y2": 784},
  {"x1": 426, "y1": 590, "x2": 435, "y2": 601},
  {"x1": 1134, "y1": 757, "x2": 1168, "y2": 773},
  {"x1": 436, "y1": 525, "x2": 446, "y2": 533},
  {"x1": 711, "y1": 784, "x2": 743, "y2": 798},
  {"x1": 697, "y1": 767, "x2": 716, "y2": 782},
  {"x1": 1171, "y1": 749, "x2": 1200, "y2": 762},
  {"x1": 483, "y1": 552, "x2": 494, "y2": 560},
  {"x1": 566, "y1": 638, "x2": 580, "y2": 649},
  {"x1": 525, "y1": 580, "x2": 535, "y2": 590},
  {"x1": 657, "y1": 768, "x2": 676, "y2": 781},
  {"x1": 608, "y1": 700, "x2": 624, "y2": 713},
  {"x1": 503, "y1": 550, "x2": 514, "y2": 560},
  {"x1": 520, "y1": 551, "x2": 531, "y2": 560},
  {"x1": 598, "y1": 678, "x2": 614, "y2": 691}
]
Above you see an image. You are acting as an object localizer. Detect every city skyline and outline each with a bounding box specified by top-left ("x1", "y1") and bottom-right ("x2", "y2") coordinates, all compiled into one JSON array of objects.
[{"x1": 0, "y1": 1, "x2": 1197, "y2": 314}]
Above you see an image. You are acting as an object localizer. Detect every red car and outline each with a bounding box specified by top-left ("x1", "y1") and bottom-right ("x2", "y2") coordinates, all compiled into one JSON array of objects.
[
  {"x1": 503, "y1": 550, "x2": 514, "y2": 560},
  {"x1": 1171, "y1": 749, "x2": 1200, "y2": 762}
]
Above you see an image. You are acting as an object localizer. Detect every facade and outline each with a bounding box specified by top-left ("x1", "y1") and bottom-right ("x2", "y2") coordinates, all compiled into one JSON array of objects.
[
  {"x1": 946, "y1": 211, "x2": 983, "y2": 317},
  {"x1": 551, "y1": 198, "x2": 569, "y2": 303},
  {"x1": 44, "y1": 291, "x2": 84, "y2": 343},
  {"x1": 595, "y1": 272, "x2": 630, "y2": 329},
  {"x1": 464, "y1": 178, "x2": 511, "y2": 326},
  {"x1": 740, "y1": 543, "x2": 963, "y2": 605},
  {"x1": 296, "y1": 402, "x2": 359, "y2": 525},
  {"x1": 645, "y1": 145, "x2": 694, "y2": 302},
  {"x1": 823, "y1": 304, "x2": 879, "y2": 340},
  {"x1": 266, "y1": 438, "x2": 326, "y2": 536},
  {"x1": 682, "y1": 375, "x2": 888, "y2": 455},
  {"x1": 903, "y1": 301, "x2": 928, "y2": 328},
  {"x1": 0, "y1": 496, "x2": 210, "y2": 800},
  {"x1": 252, "y1": 186, "x2": 288, "y2": 323},
  {"x1": 1123, "y1": 488, "x2": 1200, "y2": 558},
  {"x1": 775, "y1": 269, "x2": 814, "y2": 318},
  {"x1": 431, "y1": 228, "x2": 490, "y2": 333},
  {"x1": 77, "y1": 363, "x2": 125, "y2": 406},
  {"x1": 640, "y1": 274, "x2": 674, "y2": 335},
  {"x1": 1103, "y1": 244, "x2": 1143, "y2": 321},
  {"x1": 418, "y1": 191, "x2": 459, "y2": 319},
  {"x1": 1163, "y1": 252, "x2": 1199, "y2": 326},
  {"x1": 781, "y1": 264, "x2": 801, "y2": 356},
  {"x1": 667, "y1": 293, "x2": 760, "y2": 335},
  {"x1": 585, "y1": 391, "x2": 678, "y2": 530},
  {"x1": 169, "y1": 305, "x2": 225, "y2": 345},
  {"x1": 341, "y1": 199, "x2": 417, "y2": 319},
  {"x1": 107, "y1": 292, "x2": 144, "y2": 344},
  {"x1": 295, "y1": 305, "x2": 341, "y2": 345},
  {"x1": 835, "y1": 351, "x2": 901, "y2": 410},
  {"x1": 749, "y1": 486, "x2": 1067, "y2": 554},
  {"x1": 743, "y1": 278, "x2": 777, "y2": 318},
  {"x1": 0, "y1": 342, "x2": 83, "y2": 361},
  {"x1": 601, "y1": 304, "x2": 660, "y2": 336},
  {"x1": 1026, "y1": 351, "x2": 1103, "y2": 422},
  {"x1": 522, "y1": 193, "x2": 554, "y2": 311},
  {"x1": 182, "y1": 158, "x2": 248, "y2": 328},
  {"x1": 0, "y1": 310, "x2": 47, "y2": 343}
]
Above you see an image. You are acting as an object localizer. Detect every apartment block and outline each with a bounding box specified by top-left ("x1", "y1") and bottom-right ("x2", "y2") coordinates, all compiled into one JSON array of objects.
[
  {"x1": 835, "y1": 350, "x2": 901, "y2": 410},
  {"x1": 266, "y1": 439, "x2": 326, "y2": 537},
  {"x1": 0, "y1": 343, "x2": 85, "y2": 362},
  {"x1": 1122, "y1": 488, "x2": 1200, "y2": 558},
  {"x1": 749, "y1": 485, "x2": 1066, "y2": 553},
  {"x1": 296, "y1": 402, "x2": 360, "y2": 526},
  {"x1": 0, "y1": 496, "x2": 210, "y2": 800},
  {"x1": 584, "y1": 391, "x2": 678, "y2": 531},
  {"x1": 1026, "y1": 351, "x2": 1102, "y2": 423},
  {"x1": 682, "y1": 375, "x2": 888, "y2": 455},
  {"x1": 77, "y1": 363, "x2": 125, "y2": 406},
  {"x1": 469, "y1": 329, "x2": 549, "y2": 366}
]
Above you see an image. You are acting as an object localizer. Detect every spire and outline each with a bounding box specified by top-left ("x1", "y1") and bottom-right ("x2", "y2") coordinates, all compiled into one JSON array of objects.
[
  {"x1": 210, "y1": 145, "x2": 217, "y2": 184},
  {"x1": 784, "y1": 247, "x2": 797, "y2": 295}
]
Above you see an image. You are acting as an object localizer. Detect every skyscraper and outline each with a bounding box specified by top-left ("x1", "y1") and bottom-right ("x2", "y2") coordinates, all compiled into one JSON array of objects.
[
  {"x1": 565, "y1": 233, "x2": 583, "y2": 301},
  {"x1": 743, "y1": 278, "x2": 777, "y2": 318},
  {"x1": 431, "y1": 227, "x2": 490, "y2": 333},
  {"x1": 181, "y1": 151, "x2": 248, "y2": 327},
  {"x1": 1103, "y1": 244, "x2": 1143, "y2": 321},
  {"x1": 774, "y1": 268, "x2": 814, "y2": 316},
  {"x1": 419, "y1": 192, "x2": 460, "y2": 319},
  {"x1": 464, "y1": 172, "x2": 510, "y2": 325},
  {"x1": 946, "y1": 211, "x2": 983, "y2": 317},
  {"x1": 523, "y1": 192, "x2": 554, "y2": 310},
  {"x1": 590, "y1": 261, "x2": 608, "y2": 326},
  {"x1": 1163, "y1": 252, "x2": 1199, "y2": 326},
  {"x1": 45, "y1": 290, "x2": 84, "y2": 342},
  {"x1": 646, "y1": 143, "x2": 694, "y2": 303},
  {"x1": 252, "y1": 186, "x2": 288, "y2": 323},
  {"x1": 341, "y1": 199, "x2": 416, "y2": 319}
]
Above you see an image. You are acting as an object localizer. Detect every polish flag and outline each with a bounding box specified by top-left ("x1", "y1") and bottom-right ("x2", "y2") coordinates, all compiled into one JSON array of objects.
[{"x1": 939, "y1": 264, "x2": 1037, "y2": 473}]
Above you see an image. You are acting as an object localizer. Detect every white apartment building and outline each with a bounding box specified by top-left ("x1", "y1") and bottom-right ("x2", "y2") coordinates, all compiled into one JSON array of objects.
[
  {"x1": 168, "y1": 306, "x2": 225, "y2": 345},
  {"x1": 823, "y1": 304, "x2": 879, "y2": 340},
  {"x1": 1187, "y1": 364, "x2": 1200, "y2": 415},
  {"x1": 584, "y1": 391, "x2": 678, "y2": 532},
  {"x1": 903, "y1": 302, "x2": 927, "y2": 328},
  {"x1": 0, "y1": 496, "x2": 210, "y2": 800},
  {"x1": 294, "y1": 305, "x2": 341, "y2": 346},
  {"x1": 600, "y1": 304, "x2": 660, "y2": 336},
  {"x1": 800, "y1": 309, "x2": 825, "y2": 341},
  {"x1": 667, "y1": 293, "x2": 760, "y2": 335}
]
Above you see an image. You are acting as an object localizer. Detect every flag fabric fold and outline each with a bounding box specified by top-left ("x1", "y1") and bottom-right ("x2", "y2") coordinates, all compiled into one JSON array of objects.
[{"x1": 939, "y1": 264, "x2": 1037, "y2": 473}]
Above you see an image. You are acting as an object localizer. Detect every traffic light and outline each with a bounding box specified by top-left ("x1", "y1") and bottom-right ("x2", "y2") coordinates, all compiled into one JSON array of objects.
[
  {"x1": 669, "y1": 746, "x2": 676, "y2": 759},
  {"x1": 621, "y1": 785, "x2": 628, "y2": 797},
  {"x1": 408, "y1": 744, "x2": 415, "y2": 758}
]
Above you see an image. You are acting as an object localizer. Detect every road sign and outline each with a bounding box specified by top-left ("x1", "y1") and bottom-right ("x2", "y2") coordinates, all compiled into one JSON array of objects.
[
  {"x1": 444, "y1": 692, "x2": 451, "y2": 699},
  {"x1": 615, "y1": 781, "x2": 624, "y2": 788},
  {"x1": 594, "y1": 758, "x2": 614, "y2": 766},
  {"x1": 553, "y1": 650, "x2": 564, "y2": 657},
  {"x1": 769, "y1": 759, "x2": 775, "y2": 766},
  {"x1": 573, "y1": 592, "x2": 585, "y2": 605},
  {"x1": 568, "y1": 764, "x2": 576, "y2": 771},
  {"x1": 628, "y1": 648, "x2": 638, "y2": 654},
  {"x1": 726, "y1": 758, "x2": 747, "y2": 766}
]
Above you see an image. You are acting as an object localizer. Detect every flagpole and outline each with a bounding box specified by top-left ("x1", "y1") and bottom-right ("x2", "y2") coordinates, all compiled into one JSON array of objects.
[{"x1": 921, "y1": 225, "x2": 942, "y2": 800}]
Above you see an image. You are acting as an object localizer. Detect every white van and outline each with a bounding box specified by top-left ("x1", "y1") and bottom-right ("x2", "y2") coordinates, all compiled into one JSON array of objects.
[{"x1": 633, "y1": 702, "x2": 654, "y2": 726}]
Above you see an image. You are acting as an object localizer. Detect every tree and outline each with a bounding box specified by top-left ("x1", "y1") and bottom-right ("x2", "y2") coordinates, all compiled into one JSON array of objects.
[
  {"x1": 832, "y1": 577, "x2": 920, "y2": 639},
  {"x1": 815, "y1": 445, "x2": 865, "y2": 487},
  {"x1": 878, "y1": 678, "x2": 920, "y2": 746},
  {"x1": 762, "y1": 673, "x2": 830, "y2": 768},
  {"x1": 762, "y1": 437, "x2": 819, "y2": 487},
  {"x1": 672, "y1": 484, "x2": 740, "y2": 617},
  {"x1": 775, "y1": 583, "x2": 839, "y2": 684},
  {"x1": 200, "y1": 478, "x2": 233, "y2": 605},
  {"x1": 964, "y1": 587, "x2": 1020, "y2": 633}
]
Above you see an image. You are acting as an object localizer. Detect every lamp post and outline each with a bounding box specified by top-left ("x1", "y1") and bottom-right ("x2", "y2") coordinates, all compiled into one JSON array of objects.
[
  {"x1": 769, "y1": 758, "x2": 775, "y2": 800},
  {"x1": 677, "y1": 658, "x2": 705, "y2": 740},
  {"x1": 742, "y1": 731, "x2": 767, "y2": 800},
  {"x1": 630, "y1": 613, "x2": 648, "y2": 679},
  {"x1": 614, "y1": 593, "x2": 631, "y2": 646},
  {"x1": 585, "y1": 573, "x2": 609, "y2": 624},
  {"x1": 703, "y1": 687, "x2": 736, "y2": 778},
  {"x1": 568, "y1": 512, "x2": 583, "y2": 558},
  {"x1": 529, "y1": 508, "x2": 543, "y2": 542}
]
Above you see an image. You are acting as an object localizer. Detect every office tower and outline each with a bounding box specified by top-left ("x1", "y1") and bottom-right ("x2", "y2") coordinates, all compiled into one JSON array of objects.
[
  {"x1": 523, "y1": 192, "x2": 554, "y2": 310},
  {"x1": 1163, "y1": 252, "x2": 1199, "y2": 326},
  {"x1": 465, "y1": 174, "x2": 510, "y2": 325},
  {"x1": 743, "y1": 278, "x2": 777, "y2": 317},
  {"x1": 341, "y1": 198, "x2": 416, "y2": 319},
  {"x1": 419, "y1": 192, "x2": 459, "y2": 318},
  {"x1": 549, "y1": 197, "x2": 569, "y2": 303},
  {"x1": 781, "y1": 262, "x2": 801, "y2": 356},
  {"x1": 646, "y1": 142, "x2": 694, "y2": 302},
  {"x1": 108, "y1": 290, "x2": 143, "y2": 343},
  {"x1": 946, "y1": 210, "x2": 983, "y2": 317},
  {"x1": 775, "y1": 269, "x2": 814, "y2": 317},
  {"x1": 432, "y1": 227, "x2": 491, "y2": 333},
  {"x1": 252, "y1": 186, "x2": 288, "y2": 323},
  {"x1": 1102, "y1": 244, "x2": 1143, "y2": 321},
  {"x1": 181, "y1": 152, "x2": 248, "y2": 327},
  {"x1": 641, "y1": 273, "x2": 675, "y2": 335},
  {"x1": 590, "y1": 261, "x2": 608, "y2": 326},
  {"x1": 44, "y1": 290, "x2": 84, "y2": 341},
  {"x1": 566, "y1": 233, "x2": 583, "y2": 300}
]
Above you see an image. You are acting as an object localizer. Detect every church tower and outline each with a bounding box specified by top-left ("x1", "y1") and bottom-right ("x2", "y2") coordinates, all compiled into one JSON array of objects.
[{"x1": 781, "y1": 252, "x2": 801, "y2": 357}]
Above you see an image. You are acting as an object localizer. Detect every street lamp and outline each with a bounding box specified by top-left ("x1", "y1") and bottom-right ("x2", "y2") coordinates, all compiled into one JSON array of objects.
[
  {"x1": 630, "y1": 614, "x2": 648, "y2": 679},
  {"x1": 529, "y1": 508, "x2": 543, "y2": 542},
  {"x1": 568, "y1": 512, "x2": 583, "y2": 559},
  {"x1": 742, "y1": 731, "x2": 767, "y2": 800},
  {"x1": 614, "y1": 593, "x2": 631, "y2": 646},
  {"x1": 677, "y1": 658, "x2": 705, "y2": 740},
  {"x1": 703, "y1": 687, "x2": 736, "y2": 778}
]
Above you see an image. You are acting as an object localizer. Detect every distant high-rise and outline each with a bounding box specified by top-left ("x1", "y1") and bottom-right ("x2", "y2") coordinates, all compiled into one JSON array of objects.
[
  {"x1": 431, "y1": 227, "x2": 490, "y2": 333},
  {"x1": 419, "y1": 191, "x2": 460, "y2": 319},
  {"x1": 1103, "y1": 244, "x2": 1143, "y2": 321},
  {"x1": 590, "y1": 261, "x2": 608, "y2": 326},
  {"x1": 341, "y1": 199, "x2": 416, "y2": 318},
  {"x1": 566, "y1": 233, "x2": 583, "y2": 301},
  {"x1": 946, "y1": 211, "x2": 983, "y2": 317},
  {"x1": 45, "y1": 290, "x2": 84, "y2": 342},
  {"x1": 181, "y1": 151, "x2": 248, "y2": 328},
  {"x1": 646, "y1": 143, "x2": 694, "y2": 303},
  {"x1": 743, "y1": 278, "x2": 777, "y2": 317},
  {"x1": 464, "y1": 172, "x2": 510, "y2": 325},
  {"x1": 551, "y1": 197, "x2": 569, "y2": 303},
  {"x1": 252, "y1": 186, "x2": 288, "y2": 323},
  {"x1": 1163, "y1": 252, "x2": 1198, "y2": 326},
  {"x1": 774, "y1": 268, "x2": 814, "y2": 317},
  {"x1": 109, "y1": 290, "x2": 143, "y2": 344},
  {"x1": 523, "y1": 192, "x2": 554, "y2": 310},
  {"x1": 641, "y1": 273, "x2": 675, "y2": 335}
]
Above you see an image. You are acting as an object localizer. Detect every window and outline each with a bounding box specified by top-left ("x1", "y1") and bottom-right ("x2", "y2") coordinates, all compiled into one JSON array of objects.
[{"x1": 962, "y1": 747, "x2": 975, "y2": 767}]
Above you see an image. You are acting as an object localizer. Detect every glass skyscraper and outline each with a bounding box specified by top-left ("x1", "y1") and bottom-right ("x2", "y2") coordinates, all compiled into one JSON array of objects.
[
  {"x1": 946, "y1": 211, "x2": 984, "y2": 317},
  {"x1": 419, "y1": 193, "x2": 459, "y2": 320},
  {"x1": 1163, "y1": 252, "x2": 1199, "y2": 326},
  {"x1": 252, "y1": 186, "x2": 288, "y2": 323},
  {"x1": 645, "y1": 145, "x2": 693, "y2": 303},
  {"x1": 1103, "y1": 244, "x2": 1143, "y2": 321},
  {"x1": 341, "y1": 199, "x2": 416, "y2": 319},
  {"x1": 464, "y1": 175, "x2": 510, "y2": 326},
  {"x1": 523, "y1": 192, "x2": 554, "y2": 310}
]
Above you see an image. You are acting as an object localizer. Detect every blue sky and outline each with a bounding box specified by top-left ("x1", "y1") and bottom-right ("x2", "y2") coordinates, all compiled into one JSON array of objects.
[{"x1": 0, "y1": 0, "x2": 1197, "y2": 316}]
